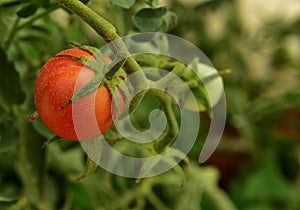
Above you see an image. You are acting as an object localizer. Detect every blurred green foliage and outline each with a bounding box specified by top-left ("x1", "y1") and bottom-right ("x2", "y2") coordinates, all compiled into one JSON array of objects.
[{"x1": 0, "y1": 0, "x2": 300, "y2": 209}]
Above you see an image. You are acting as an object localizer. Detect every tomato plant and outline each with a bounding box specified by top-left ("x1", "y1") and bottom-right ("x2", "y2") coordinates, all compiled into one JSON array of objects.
[{"x1": 1, "y1": 0, "x2": 300, "y2": 210}]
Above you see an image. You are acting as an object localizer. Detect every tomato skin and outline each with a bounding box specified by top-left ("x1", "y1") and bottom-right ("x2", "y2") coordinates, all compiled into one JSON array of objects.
[{"x1": 34, "y1": 48, "x2": 119, "y2": 140}]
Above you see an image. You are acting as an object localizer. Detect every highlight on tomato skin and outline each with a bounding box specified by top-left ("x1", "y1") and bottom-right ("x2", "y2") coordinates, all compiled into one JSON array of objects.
[{"x1": 33, "y1": 48, "x2": 123, "y2": 141}]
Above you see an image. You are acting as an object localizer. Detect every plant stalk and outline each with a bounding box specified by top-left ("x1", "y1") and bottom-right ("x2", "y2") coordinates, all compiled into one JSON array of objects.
[{"x1": 55, "y1": 0, "x2": 142, "y2": 75}]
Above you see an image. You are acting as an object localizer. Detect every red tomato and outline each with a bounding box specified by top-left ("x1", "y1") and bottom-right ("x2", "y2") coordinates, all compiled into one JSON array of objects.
[{"x1": 34, "y1": 48, "x2": 123, "y2": 140}]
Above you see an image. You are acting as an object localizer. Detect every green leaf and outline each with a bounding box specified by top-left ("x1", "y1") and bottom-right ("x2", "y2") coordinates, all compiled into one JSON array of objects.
[
  {"x1": 133, "y1": 7, "x2": 177, "y2": 32},
  {"x1": 132, "y1": 7, "x2": 167, "y2": 32},
  {"x1": 110, "y1": 0, "x2": 135, "y2": 9},
  {"x1": 160, "y1": 11, "x2": 178, "y2": 32},
  {"x1": 0, "y1": 48, "x2": 26, "y2": 109},
  {"x1": 16, "y1": 3, "x2": 38, "y2": 18},
  {"x1": 76, "y1": 156, "x2": 98, "y2": 181}
]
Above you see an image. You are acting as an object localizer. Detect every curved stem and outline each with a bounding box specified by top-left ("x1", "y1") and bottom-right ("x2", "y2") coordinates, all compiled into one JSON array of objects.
[
  {"x1": 149, "y1": 89, "x2": 179, "y2": 153},
  {"x1": 4, "y1": 6, "x2": 59, "y2": 49},
  {"x1": 156, "y1": 62, "x2": 187, "y2": 86}
]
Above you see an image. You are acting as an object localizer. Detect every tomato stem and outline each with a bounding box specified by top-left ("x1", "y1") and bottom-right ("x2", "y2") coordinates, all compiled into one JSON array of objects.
[
  {"x1": 55, "y1": 0, "x2": 142, "y2": 74},
  {"x1": 57, "y1": 0, "x2": 117, "y2": 41},
  {"x1": 148, "y1": 89, "x2": 179, "y2": 153}
]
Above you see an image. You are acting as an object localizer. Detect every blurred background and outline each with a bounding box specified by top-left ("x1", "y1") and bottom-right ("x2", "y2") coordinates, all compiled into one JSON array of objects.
[{"x1": 0, "y1": 0, "x2": 300, "y2": 209}]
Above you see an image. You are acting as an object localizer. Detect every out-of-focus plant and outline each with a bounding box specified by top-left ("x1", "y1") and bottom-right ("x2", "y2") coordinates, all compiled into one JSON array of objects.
[
  {"x1": 0, "y1": 0, "x2": 236, "y2": 210},
  {"x1": 1, "y1": 0, "x2": 300, "y2": 210}
]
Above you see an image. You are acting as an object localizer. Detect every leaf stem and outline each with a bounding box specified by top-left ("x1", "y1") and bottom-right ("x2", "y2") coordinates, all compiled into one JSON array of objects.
[
  {"x1": 4, "y1": 5, "x2": 59, "y2": 49},
  {"x1": 16, "y1": 5, "x2": 59, "y2": 31}
]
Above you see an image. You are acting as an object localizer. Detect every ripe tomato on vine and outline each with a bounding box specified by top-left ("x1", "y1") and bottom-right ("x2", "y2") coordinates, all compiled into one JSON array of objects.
[{"x1": 34, "y1": 48, "x2": 123, "y2": 140}]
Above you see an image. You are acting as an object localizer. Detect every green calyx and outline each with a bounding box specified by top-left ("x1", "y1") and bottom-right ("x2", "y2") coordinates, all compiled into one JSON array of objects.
[
  {"x1": 67, "y1": 41, "x2": 99, "y2": 54},
  {"x1": 59, "y1": 44, "x2": 127, "y2": 110}
]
